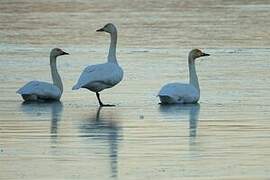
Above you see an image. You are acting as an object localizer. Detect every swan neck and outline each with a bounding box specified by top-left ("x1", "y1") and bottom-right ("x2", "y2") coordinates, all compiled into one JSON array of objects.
[
  {"x1": 108, "y1": 31, "x2": 118, "y2": 64},
  {"x1": 50, "y1": 55, "x2": 63, "y2": 93},
  {"x1": 188, "y1": 56, "x2": 200, "y2": 93}
]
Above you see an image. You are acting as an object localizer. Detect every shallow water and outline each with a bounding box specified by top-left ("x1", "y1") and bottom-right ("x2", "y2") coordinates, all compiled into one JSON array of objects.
[{"x1": 1, "y1": 0, "x2": 270, "y2": 179}]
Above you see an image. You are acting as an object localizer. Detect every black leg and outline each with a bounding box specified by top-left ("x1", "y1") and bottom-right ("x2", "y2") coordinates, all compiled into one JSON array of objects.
[
  {"x1": 96, "y1": 92, "x2": 103, "y2": 106},
  {"x1": 95, "y1": 92, "x2": 115, "y2": 107}
]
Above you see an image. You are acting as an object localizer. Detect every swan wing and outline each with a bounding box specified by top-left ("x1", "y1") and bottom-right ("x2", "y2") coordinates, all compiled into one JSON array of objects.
[
  {"x1": 72, "y1": 63, "x2": 123, "y2": 90},
  {"x1": 17, "y1": 81, "x2": 61, "y2": 99},
  {"x1": 158, "y1": 83, "x2": 199, "y2": 103}
]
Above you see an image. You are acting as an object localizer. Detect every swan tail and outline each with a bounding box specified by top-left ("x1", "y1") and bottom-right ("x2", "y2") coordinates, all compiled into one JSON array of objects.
[
  {"x1": 159, "y1": 95, "x2": 173, "y2": 104},
  {"x1": 72, "y1": 84, "x2": 81, "y2": 90},
  {"x1": 158, "y1": 95, "x2": 183, "y2": 104},
  {"x1": 16, "y1": 89, "x2": 22, "y2": 94},
  {"x1": 16, "y1": 87, "x2": 25, "y2": 94},
  {"x1": 22, "y1": 94, "x2": 38, "y2": 101}
]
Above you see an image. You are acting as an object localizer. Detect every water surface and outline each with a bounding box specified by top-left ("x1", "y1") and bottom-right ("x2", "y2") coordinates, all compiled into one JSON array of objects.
[{"x1": 1, "y1": 0, "x2": 270, "y2": 179}]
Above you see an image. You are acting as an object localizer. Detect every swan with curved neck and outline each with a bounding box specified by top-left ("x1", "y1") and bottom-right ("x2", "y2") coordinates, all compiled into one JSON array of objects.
[
  {"x1": 72, "y1": 23, "x2": 124, "y2": 106},
  {"x1": 17, "y1": 48, "x2": 69, "y2": 101},
  {"x1": 158, "y1": 49, "x2": 210, "y2": 104},
  {"x1": 97, "y1": 24, "x2": 118, "y2": 64}
]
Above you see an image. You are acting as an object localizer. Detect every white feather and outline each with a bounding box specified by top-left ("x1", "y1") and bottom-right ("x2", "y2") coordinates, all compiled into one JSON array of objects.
[
  {"x1": 17, "y1": 81, "x2": 61, "y2": 100},
  {"x1": 157, "y1": 49, "x2": 209, "y2": 104},
  {"x1": 158, "y1": 83, "x2": 199, "y2": 104},
  {"x1": 16, "y1": 48, "x2": 68, "y2": 101},
  {"x1": 72, "y1": 62, "x2": 123, "y2": 92},
  {"x1": 72, "y1": 23, "x2": 124, "y2": 106}
]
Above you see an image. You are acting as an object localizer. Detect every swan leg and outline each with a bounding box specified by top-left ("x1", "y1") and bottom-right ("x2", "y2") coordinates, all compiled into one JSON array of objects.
[{"x1": 95, "y1": 92, "x2": 115, "y2": 107}]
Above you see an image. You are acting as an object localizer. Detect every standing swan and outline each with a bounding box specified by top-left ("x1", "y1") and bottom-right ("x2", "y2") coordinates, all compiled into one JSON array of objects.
[
  {"x1": 158, "y1": 49, "x2": 210, "y2": 104},
  {"x1": 72, "y1": 23, "x2": 123, "y2": 107},
  {"x1": 17, "y1": 48, "x2": 69, "y2": 101}
]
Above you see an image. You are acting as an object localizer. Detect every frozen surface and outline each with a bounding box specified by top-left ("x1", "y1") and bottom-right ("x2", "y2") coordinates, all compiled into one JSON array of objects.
[{"x1": 0, "y1": 0, "x2": 270, "y2": 179}]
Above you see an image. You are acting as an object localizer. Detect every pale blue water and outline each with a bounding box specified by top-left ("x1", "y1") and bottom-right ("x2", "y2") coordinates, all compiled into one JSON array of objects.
[{"x1": 1, "y1": 0, "x2": 270, "y2": 179}]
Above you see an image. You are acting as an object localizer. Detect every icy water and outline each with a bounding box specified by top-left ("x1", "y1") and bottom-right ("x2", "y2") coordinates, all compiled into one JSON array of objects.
[{"x1": 1, "y1": 0, "x2": 270, "y2": 179}]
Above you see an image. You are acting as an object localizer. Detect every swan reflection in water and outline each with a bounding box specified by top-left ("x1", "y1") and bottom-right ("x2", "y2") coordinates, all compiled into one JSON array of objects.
[
  {"x1": 159, "y1": 103, "x2": 200, "y2": 142},
  {"x1": 79, "y1": 107, "x2": 122, "y2": 179},
  {"x1": 20, "y1": 101, "x2": 63, "y2": 141}
]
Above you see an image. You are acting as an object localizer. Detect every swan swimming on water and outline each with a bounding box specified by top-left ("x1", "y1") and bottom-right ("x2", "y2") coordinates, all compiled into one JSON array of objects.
[
  {"x1": 17, "y1": 48, "x2": 69, "y2": 101},
  {"x1": 72, "y1": 23, "x2": 123, "y2": 107},
  {"x1": 158, "y1": 49, "x2": 210, "y2": 104}
]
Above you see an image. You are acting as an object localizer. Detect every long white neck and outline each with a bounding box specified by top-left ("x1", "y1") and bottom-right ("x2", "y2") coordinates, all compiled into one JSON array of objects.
[
  {"x1": 50, "y1": 55, "x2": 63, "y2": 93},
  {"x1": 188, "y1": 55, "x2": 200, "y2": 94},
  {"x1": 107, "y1": 30, "x2": 118, "y2": 64}
]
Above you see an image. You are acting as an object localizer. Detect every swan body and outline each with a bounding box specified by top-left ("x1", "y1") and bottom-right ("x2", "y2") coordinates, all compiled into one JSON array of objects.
[
  {"x1": 158, "y1": 49, "x2": 210, "y2": 104},
  {"x1": 72, "y1": 62, "x2": 123, "y2": 92},
  {"x1": 17, "y1": 81, "x2": 62, "y2": 101},
  {"x1": 159, "y1": 83, "x2": 199, "y2": 104},
  {"x1": 73, "y1": 23, "x2": 123, "y2": 106},
  {"x1": 17, "y1": 48, "x2": 69, "y2": 101}
]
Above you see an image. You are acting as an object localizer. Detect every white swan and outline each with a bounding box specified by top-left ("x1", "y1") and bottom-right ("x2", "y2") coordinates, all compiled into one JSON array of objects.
[
  {"x1": 72, "y1": 23, "x2": 123, "y2": 106},
  {"x1": 158, "y1": 49, "x2": 210, "y2": 104},
  {"x1": 17, "y1": 48, "x2": 69, "y2": 101}
]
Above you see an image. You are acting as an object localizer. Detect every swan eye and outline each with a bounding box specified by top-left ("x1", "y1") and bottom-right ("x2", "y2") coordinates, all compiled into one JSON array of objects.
[
  {"x1": 197, "y1": 51, "x2": 203, "y2": 57},
  {"x1": 56, "y1": 49, "x2": 62, "y2": 53}
]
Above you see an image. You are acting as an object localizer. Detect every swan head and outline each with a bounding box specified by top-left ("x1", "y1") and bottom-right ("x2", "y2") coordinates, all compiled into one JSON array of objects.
[
  {"x1": 50, "y1": 48, "x2": 69, "y2": 58},
  {"x1": 189, "y1": 49, "x2": 210, "y2": 62},
  {"x1": 96, "y1": 23, "x2": 117, "y2": 34}
]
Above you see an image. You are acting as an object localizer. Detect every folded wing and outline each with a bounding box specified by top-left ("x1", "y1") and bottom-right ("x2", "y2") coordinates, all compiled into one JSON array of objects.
[
  {"x1": 17, "y1": 81, "x2": 61, "y2": 99},
  {"x1": 158, "y1": 83, "x2": 199, "y2": 103},
  {"x1": 72, "y1": 63, "x2": 123, "y2": 91}
]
